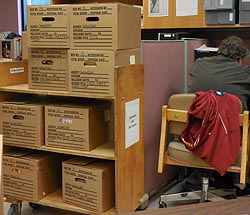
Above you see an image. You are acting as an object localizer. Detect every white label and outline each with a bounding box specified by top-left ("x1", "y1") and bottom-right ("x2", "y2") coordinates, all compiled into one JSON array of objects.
[
  {"x1": 229, "y1": 13, "x2": 233, "y2": 21},
  {"x1": 10, "y1": 67, "x2": 24, "y2": 74},
  {"x1": 130, "y1": 55, "x2": 136, "y2": 65},
  {"x1": 220, "y1": 0, "x2": 224, "y2": 5},
  {"x1": 242, "y1": 0, "x2": 250, "y2": 2},
  {"x1": 125, "y1": 98, "x2": 140, "y2": 149},
  {"x1": 59, "y1": 118, "x2": 72, "y2": 124}
]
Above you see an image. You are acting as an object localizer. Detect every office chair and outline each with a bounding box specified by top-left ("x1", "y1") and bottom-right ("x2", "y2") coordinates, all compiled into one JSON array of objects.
[{"x1": 158, "y1": 93, "x2": 250, "y2": 207}]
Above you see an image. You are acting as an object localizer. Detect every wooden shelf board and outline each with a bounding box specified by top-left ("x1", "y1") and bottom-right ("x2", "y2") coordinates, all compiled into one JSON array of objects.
[
  {"x1": 0, "y1": 84, "x2": 115, "y2": 100},
  {"x1": 4, "y1": 141, "x2": 116, "y2": 160},
  {"x1": 32, "y1": 189, "x2": 115, "y2": 215}
]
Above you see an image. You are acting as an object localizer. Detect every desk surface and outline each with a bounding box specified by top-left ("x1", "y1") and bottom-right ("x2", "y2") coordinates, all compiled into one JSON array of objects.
[{"x1": 123, "y1": 197, "x2": 250, "y2": 215}]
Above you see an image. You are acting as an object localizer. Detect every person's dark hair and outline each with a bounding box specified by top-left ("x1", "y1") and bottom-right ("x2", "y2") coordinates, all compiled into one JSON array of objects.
[{"x1": 218, "y1": 36, "x2": 249, "y2": 61}]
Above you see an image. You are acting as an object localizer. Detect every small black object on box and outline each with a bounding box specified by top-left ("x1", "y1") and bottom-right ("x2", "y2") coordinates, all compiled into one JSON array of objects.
[{"x1": 158, "y1": 32, "x2": 191, "y2": 40}]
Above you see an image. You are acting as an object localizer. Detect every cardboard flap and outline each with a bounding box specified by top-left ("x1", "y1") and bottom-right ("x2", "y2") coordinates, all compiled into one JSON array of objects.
[
  {"x1": 64, "y1": 157, "x2": 96, "y2": 166},
  {"x1": 2, "y1": 101, "x2": 28, "y2": 105},
  {"x1": 87, "y1": 160, "x2": 114, "y2": 171},
  {"x1": 4, "y1": 148, "x2": 33, "y2": 157}
]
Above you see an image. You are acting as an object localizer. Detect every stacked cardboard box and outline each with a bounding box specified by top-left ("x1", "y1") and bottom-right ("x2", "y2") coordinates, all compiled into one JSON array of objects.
[
  {"x1": 27, "y1": 5, "x2": 70, "y2": 48},
  {"x1": 68, "y1": 48, "x2": 141, "y2": 95},
  {"x1": 239, "y1": 0, "x2": 250, "y2": 24},
  {"x1": 68, "y1": 3, "x2": 141, "y2": 96},
  {"x1": 69, "y1": 4, "x2": 140, "y2": 50},
  {"x1": 3, "y1": 148, "x2": 64, "y2": 202},
  {"x1": 28, "y1": 48, "x2": 69, "y2": 91},
  {"x1": 203, "y1": 0, "x2": 238, "y2": 25},
  {"x1": 26, "y1": 3, "x2": 142, "y2": 96},
  {"x1": 0, "y1": 101, "x2": 44, "y2": 148},
  {"x1": 62, "y1": 157, "x2": 115, "y2": 213},
  {"x1": 27, "y1": 4, "x2": 70, "y2": 91},
  {"x1": 45, "y1": 101, "x2": 111, "y2": 151}
]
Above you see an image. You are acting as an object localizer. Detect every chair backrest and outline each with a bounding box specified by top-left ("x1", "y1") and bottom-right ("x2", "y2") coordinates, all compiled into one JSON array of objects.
[
  {"x1": 158, "y1": 93, "x2": 249, "y2": 184},
  {"x1": 168, "y1": 93, "x2": 195, "y2": 136}
]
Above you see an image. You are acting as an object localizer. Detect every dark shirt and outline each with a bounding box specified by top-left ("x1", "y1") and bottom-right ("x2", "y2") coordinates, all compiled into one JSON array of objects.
[{"x1": 188, "y1": 55, "x2": 250, "y2": 110}]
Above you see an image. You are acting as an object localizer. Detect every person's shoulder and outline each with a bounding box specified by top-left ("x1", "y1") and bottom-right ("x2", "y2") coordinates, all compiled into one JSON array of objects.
[
  {"x1": 194, "y1": 56, "x2": 216, "y2": 63},
  {"x1": 241, "y1": 64, "x2": 250, "y2": 71}
]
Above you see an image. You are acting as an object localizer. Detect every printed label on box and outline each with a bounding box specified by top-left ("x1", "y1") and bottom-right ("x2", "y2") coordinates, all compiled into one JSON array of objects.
[{"x1": 10, "y1": 67, "x2": 24, "y2": 74}]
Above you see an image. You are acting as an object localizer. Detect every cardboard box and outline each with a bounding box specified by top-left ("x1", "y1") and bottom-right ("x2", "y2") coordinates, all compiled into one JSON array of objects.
[
  {"x1": 205, "y1": 10, "x2": 237, "y2": 25},
  {"x1": 0, "y1": 61, "x2": 28, "y2": 86},
  {"x1": 3, "y1": 149, "x2": 62, "y2": 202},
  {"x1": 203, "y1": 0, "x2": 237, "y2": 10},
  {"x1": 70, "y1": 3, "x2": 141, "y2": 50},
  {"x1": 28, "y1": 48, "x2": 68, "y2": 91},
  {"x1": 27, "y1": 5, "x2": 70, "y2": 48},
  {"x1": 239, "y1": 0, "x2": 250, "y2": 10},
  {"x1": 69, "y1": 48, "x2": 141, "y2": 96},
  {"x1": 62, "y1": 157, "x2": 115, "y2": 212},
  {"x1": 239, "y1": 10, "x2": 250, "y2": 23},
  {"x1": 0, "y1": 102, "x2": 44, "y2": 147},
  {"x1": 45, "y1": 101, "x2": 111, "y2": 151}
]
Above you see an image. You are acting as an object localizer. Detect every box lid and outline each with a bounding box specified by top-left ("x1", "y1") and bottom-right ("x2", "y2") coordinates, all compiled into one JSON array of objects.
[
  {"x1": 4, "y1": 148, "x2": 33, "y2": 157},
  {"x1": 63, "y1": 157, "x2": 96, "y2": 166}
]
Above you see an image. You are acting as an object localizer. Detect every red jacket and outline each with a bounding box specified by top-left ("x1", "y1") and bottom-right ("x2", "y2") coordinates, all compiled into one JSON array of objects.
[{"x1": 181, "y1": 90, "x2": 240, "y2": 176}]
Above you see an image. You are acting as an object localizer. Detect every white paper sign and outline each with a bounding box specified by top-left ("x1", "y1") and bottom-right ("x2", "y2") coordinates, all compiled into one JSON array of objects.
[
  {"x1": 125, "y1": 98, "x2": 140, "y2": 149},
  {"x1": 176, "y1": 0, "x2": 198, "y2": 17}
]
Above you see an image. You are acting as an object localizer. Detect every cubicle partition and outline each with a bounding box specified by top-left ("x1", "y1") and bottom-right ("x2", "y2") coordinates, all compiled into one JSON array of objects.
[{"x1": 142, "y1": 39, "x2": 206, "y2": 194}]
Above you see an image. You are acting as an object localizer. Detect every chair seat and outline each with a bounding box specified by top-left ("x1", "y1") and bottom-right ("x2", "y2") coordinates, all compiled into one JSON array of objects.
[{"x1": 168, "y1": 141, "x2": 241, "y2": 168}]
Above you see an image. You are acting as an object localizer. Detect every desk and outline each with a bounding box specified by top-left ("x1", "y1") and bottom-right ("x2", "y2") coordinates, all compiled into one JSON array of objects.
[{"x1": 123, "y1": 197, "x2": 250, "y2": 215}]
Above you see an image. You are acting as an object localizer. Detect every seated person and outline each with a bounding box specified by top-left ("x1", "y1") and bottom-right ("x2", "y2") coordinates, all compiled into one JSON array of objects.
[
  {"x1": 188, "y1": 35, "x2": 250, "y2": 195},
  {"x1": 188, "y1": 35, "x2": 250, "y2": 110}
]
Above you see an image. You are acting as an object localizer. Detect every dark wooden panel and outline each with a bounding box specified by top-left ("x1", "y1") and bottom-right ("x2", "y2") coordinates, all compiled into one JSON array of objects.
[{"x1": 123, "y1": 197, "x2": 250, "y2": 215}]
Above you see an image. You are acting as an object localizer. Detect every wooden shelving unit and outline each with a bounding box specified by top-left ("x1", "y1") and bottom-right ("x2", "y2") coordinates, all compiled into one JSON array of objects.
[{"x1": 2, "y1": 64, "x2": 144, "y2": 214}]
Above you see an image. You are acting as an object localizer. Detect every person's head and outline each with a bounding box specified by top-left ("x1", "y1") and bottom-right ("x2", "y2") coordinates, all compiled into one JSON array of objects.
[{"x1": 218, "y1": 36, "x2": 249, "y2": 62}]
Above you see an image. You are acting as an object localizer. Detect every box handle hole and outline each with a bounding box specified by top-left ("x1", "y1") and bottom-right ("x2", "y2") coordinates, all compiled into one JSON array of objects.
[
  {"x1": 84, "y1": 62, "x2": 97, "y2": 67},
  {"x1": 75, "y1": 178, "x2": 86, "y2": 183},
  {"x1": 12, "y1": 168, "x2": 22, "y2": 174},
  {"x1": 42, "y1": 60, "x2": 54, "y2": 65},
  {"x1": 13, "y1": 115, "x2": 24, "y2": 120},
  {"x1": 42, "y1": 17, "x2": 55, "y2": 22},
  {"x1": 86, "y1": 17, "x2": 99, "y2": 22}
]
